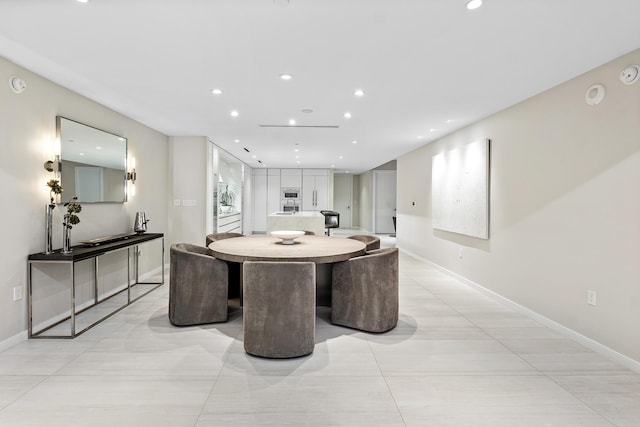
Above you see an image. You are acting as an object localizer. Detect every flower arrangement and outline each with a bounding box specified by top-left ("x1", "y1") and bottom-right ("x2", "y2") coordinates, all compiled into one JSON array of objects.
[
  {"x1": 45, "y1": 179, "x2": 81, "y2": 228},
  {"x1": 63, "y1": 197, "x2": 82, "y2": 229},
  {"x1": 44, "y1": 178, "x2": 81, "y2": 253},
  {"x1": 46, "y1": 179, "x2": 63, "y2": 207}
]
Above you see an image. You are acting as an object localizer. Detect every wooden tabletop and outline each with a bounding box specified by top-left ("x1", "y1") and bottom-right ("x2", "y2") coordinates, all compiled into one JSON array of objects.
[{"x1": 208, "y1": 235, "x2": 366, "y2": 264}]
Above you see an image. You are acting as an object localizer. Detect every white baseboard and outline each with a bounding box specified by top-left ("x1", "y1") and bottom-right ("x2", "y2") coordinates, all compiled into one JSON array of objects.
[
  {"x1": 0, "y1": 330, "x2": 28, "y2": 353},
  {"x1": 398, "y1": 246, "x2": 640, "y2": 374},
  {"x1": 2, "y1": 266, "x2": 166, "y2": 351}
]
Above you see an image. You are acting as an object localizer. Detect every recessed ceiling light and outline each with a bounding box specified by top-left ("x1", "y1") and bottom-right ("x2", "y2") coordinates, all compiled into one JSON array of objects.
[
  {"x1": 430, "y1": 128, "x2": 437, "y2": 132},
  {"x1": 339, "y1": 155, "x2": 344, "y2": 159},
  {"x1": 345, "y1": 171, "x2": 350, "y2": 174},
  {"x1": 230, "y1": 110, "x2": 239, "y2": 117},
  {"x1": 252, "y1": 155, "x2": 257, "y2": 158},
  {"x1": 234, "y1": 139, "x2": 240, "y2": 143},
  {"x1": 344, "y1": 112, "x2": 352, "y2": 119},
  {"x1": 76, "y1": 0, "x2": 88, "y2": 3},
  {"x1": 295, "y1": 155, "x2": 300, "y2": 159},
  {"x1": 446, "y1": 118, "x2": 456, "y2": 123},
  {"x1": 280, "y1": 73, "x2": 293, "y2": 80},
  {"x1": 296, "y1": 161, "x2": 301, "y2": 165},
  {"x1": 288, "y1": 119, "x2": 296, "y2": 126},
  {"x1": 351, "y1": 140, "x2": 358, "y2": 144},
  {"x1": 211, "y1": 88, "x2": 222, "y2": 95},
  {"x1": 466, "y1": 0, "x2": 483, "y2": 10},
  {"x1": 96, "y1": 146, "x2": 102, "y2": 150},
  {"x1": 418, "y1": 135, "x2": 424, "y2": 140},
  {"x1": 331, "y1": 164, "x2": 335, "y2": 168},
  {"x1": 354, "y1": 89, "x2": 365, "y2": 97}
]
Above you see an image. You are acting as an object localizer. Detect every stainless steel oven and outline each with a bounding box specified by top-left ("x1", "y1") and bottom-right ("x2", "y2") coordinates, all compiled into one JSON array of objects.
[
  {"x1": 282, "y1": 205, "x2": 300, "y2": 212},
  {"x1": 282, "y1": 188, "x2": 300, "y2": 199},
  {"x1": 282, "y1": 187, "x2": 301, "y2": 212}
]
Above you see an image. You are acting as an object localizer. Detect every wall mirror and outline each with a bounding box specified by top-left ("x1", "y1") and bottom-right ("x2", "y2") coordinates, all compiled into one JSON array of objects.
[{"x1": 57, "y1": 116, "x2": 128, "y2": 203}]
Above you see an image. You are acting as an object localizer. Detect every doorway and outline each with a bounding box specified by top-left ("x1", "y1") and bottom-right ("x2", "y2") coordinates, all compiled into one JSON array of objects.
[
  {"x1": 374, "y1": 170, "x2": 396, "y2": 234},
  {"x1": 334, "y1": 174, "x2": 352, "y2": 229}
]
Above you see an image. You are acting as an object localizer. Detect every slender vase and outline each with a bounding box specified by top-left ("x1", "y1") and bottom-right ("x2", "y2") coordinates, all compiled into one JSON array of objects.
[
  {"x1": 62, "y1": 225, "x2": 72, "y2": 254},
  {"x1": 44, "y1": 204, "x2": 54, "y2": 254}
]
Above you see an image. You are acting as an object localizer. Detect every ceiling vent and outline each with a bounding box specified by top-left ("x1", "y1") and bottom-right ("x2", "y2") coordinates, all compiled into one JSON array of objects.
[{"x1": 258, "y1": 124, "x2": 339, "y2": 129}]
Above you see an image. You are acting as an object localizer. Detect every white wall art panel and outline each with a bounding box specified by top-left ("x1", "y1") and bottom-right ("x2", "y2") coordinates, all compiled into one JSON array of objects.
[{"x1": 432, "y1": 139, "x2": 490, "y2": 239}]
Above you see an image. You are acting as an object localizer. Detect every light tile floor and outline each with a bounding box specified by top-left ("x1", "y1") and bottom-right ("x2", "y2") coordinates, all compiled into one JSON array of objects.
[{"x1": 1, "y1": 230, "x2": 639, "y2": 426}]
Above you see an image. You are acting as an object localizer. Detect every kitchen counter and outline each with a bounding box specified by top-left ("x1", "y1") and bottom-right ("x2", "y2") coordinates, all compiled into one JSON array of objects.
[{"x1": 267, "y1": 211, "x2": 325, "y2": 236}]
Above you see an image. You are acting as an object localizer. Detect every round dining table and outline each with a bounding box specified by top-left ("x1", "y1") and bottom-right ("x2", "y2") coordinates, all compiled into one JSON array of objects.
[{"x1": 208, "y1": 235, "x2": 366, "y2": 306}]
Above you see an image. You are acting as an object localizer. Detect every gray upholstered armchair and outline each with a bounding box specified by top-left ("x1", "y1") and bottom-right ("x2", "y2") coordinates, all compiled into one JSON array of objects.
[
  {"x1": 205, "y1": 232, "x2": 244, "y2": 247},
  {"x1": 347, "y1": 234, "x2": 381, "y2": 251},
  {"x1": 169, "y1": 243, "x2": 229, "y2": 326},
  {"x1": 331, "y1": 247, "x2": 398, "y2": 333},
  {"x1": 243, "y1": 261, "x2": 316, "y2": 358}
]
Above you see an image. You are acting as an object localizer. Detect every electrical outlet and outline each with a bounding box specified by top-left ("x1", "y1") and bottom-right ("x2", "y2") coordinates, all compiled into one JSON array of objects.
[
  {"x1": 587, "y1": 290, "x2": 597, "y2": 306},
  {"x1": 13, "y1": 286, "x2": 23, "y2": 302}
]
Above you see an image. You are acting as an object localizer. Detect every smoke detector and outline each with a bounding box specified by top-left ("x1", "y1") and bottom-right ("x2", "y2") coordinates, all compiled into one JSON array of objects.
[
  {"x1": 585, "y1": 84, "x2": 605, "y2": 106},
  {"x1": 619, "y1": 65, "x2": 640, "y2": 85},
  {"x1": 9, "y1": 76, "x2": 27, "y2": 94}
]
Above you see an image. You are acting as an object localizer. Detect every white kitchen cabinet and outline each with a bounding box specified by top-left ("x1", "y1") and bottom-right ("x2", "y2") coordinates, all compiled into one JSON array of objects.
[
  {"x1": 281, "y1": 169, "x2": 302, "y2": 188},
  {"x1": 267, "y1": 169, "x2": 281, "y2": 215},
  {"x1": 253, "y1": 170, "x2": 267, "y2": 231},
  {"x1": 302, "y1": 170, "x2": 329, "y2": 211}
]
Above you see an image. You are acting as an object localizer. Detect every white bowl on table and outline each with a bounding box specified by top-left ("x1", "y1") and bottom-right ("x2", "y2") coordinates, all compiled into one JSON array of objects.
[{"x1": 270, "y1": 230, "x2": 305, "y2": 245}]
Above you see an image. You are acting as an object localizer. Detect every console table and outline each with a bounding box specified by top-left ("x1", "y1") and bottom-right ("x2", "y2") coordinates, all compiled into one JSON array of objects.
[{"x1": 28, "y1": 233, "x2": 164, "y2": 338}]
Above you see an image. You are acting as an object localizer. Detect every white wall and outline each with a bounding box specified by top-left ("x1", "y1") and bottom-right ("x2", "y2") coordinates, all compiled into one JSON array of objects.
[
  {"x1": 357, "y1": 171, "x2": 374, "y2": 232},
  {"x1": 0, "y1": 56, "x2": 170, "y2": 346},
  {"x1": 170, "y1": 136, "x2": 208, "y2": 246},
  {"x1": 396, "y1": 48, "x2": 640, "y2": 364}
]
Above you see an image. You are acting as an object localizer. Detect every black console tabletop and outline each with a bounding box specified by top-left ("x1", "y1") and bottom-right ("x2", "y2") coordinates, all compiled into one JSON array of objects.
[{"x1": 28, "y1": 233, "x2": 164, "y2": 262}]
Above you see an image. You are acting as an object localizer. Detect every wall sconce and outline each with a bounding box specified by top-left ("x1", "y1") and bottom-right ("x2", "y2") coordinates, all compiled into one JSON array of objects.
[
  {"x1": 44, "y1": 154, "x2": 61, "y2": 179},
  {"x1": 127, "y1": 169, "x2": 137, "y2": 184},
  {"x1": 127, "y1": 157, "x2": 136, "y2": 184}
]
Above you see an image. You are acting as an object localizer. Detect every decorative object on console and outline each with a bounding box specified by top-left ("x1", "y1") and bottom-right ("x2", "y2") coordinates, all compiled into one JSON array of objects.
[
  {"x1": 62, "y1": 197, "x2": 82, "y2": 254},
  {"x1": 44, "y1": 179, "x2": 64, "y2": 254},
  {"x1": 133, "y1": 212, "x2": 149, "y2": 234}
]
